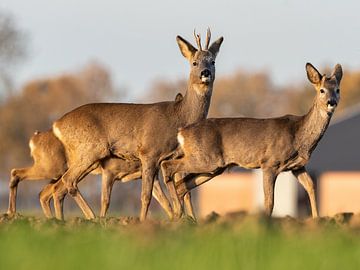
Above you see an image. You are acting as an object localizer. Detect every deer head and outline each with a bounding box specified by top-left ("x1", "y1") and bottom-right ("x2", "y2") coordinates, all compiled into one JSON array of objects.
[
  {"x1": 176, "y1": 28, "x2": 223, "y2": 94},
  {"x1": 306, "y1": 63, "x2": 342, "y2": 115}
]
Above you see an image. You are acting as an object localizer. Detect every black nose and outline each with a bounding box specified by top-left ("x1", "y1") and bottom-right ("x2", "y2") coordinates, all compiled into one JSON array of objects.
[
  {"x1": 201, "y1": 69, "x2": 211, "y2": 77},
  {"x1": 328, "y1": 99, "x2": 337, "y2": 107}
]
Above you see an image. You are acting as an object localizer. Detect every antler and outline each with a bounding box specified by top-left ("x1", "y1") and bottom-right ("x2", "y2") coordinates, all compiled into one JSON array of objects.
[
  {"x1": 205, "y1": 28, "x2": 211, "y2": 50},
  {"x1": 193, "y1": 29, "x2": 202, "y2": 51}
]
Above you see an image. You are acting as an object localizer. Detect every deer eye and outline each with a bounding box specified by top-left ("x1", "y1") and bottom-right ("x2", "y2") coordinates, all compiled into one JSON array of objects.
[
  {"x1": 336, "y1": 89, "x2": 340, "y2": 94},
  {"x1": 320, "y1": 89, "x2": 325, "y2": 94},
  {"x1": 211, "y1": 61, "x2": 215, "y2": 65},
  {"x1": 192, "y1": 61, "x2": 197, "y2": 66}
]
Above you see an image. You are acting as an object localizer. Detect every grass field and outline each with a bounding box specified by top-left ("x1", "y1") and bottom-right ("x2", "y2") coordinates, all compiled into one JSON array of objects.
[{"x1": 1, "y1": 213, "x2": 360, "y2": 270}]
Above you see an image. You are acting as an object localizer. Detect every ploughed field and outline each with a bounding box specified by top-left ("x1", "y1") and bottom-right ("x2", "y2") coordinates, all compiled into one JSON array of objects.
[{"x1": 1, "y1": 212, "x2": 360, "y2": 270}]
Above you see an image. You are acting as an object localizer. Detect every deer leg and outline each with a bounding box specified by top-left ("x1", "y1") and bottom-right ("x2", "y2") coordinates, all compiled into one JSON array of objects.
[
  {"x1": 7, "y1": 168, "x2": 20, "y2": 214},
  {"x1": 8, "y1": 168, "x2": 29, "y2": 213},
  {"x1": 174, "y1": 173, "x2": 195, "y2": 220},
  {"x1": 176, "y1": 175, "x2": 211, "y2": 197},
  {"x1": 7, "y1": 184, "x2": 18, "y2": 215},
  {"x1": 58, "y1": 163, "x2": 97, "y2": 220},
  {"x1": 292, "y1": 167, "x2": 318, "y2": 218},
  {"x1": 183, "y1": 192, "x2": 196, "y2": 221},
  {"x1": 166, "y1": 181, "x2": 182, "y2": 220},
  {"x1": 100, "y1": 171, "x2": 116, "y2": 218},
  {"x1": 61, "y1": 146, "x2": 107, "y2": 193},
  {"x1": 7, "y1": 167, "x2": 47, "y2": 214},
  {"x1": 161, "y1": 160, "x2": 185, "y2": 220},
  {"x1": 72, "y1": 190, "x2": 96, "y2": 220},
  {"x1": 262, "y1": 169, "x2": 277, "y2": 216},
  {"x1": 53, "y1": 182, "x2": 95, "y2": 220},
  {"x1": 39, "y1": 182, "x2": 57, "y2": 218},
  {"x1": 152, "y1": 178, "x2": 174, "y2": 220},
  {"x1": 175, "y1": 168, "x2": 227, "y2": 198},
  {"x1": 52, "y1": 180, "x2": 67, "y2": 220},
  {"x1": 162, "y1": 161, "x2": 226, "y2": 219},
  {"x1": 138, "y1": 157, "x2": 158, "y2": 221}
]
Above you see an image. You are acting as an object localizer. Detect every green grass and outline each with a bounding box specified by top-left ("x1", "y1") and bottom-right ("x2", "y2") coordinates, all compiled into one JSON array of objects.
[{"x1": 1, "y1": 215, "x2": 360, "y2": 270}]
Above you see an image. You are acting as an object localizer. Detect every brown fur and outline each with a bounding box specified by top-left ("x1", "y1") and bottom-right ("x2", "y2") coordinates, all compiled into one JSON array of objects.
[
  {"x1": 8, "y1": 93, "x2": 187, "y2": 219},
  {"x1": 51, "y1": 30, "x2": 223, "y2": 221},
  {"x1": 7, "y1": 130, "x2": 176, "y2": 219},
  {"x1": 163, "y1": 63, "x2": 343, "y2": 218}
]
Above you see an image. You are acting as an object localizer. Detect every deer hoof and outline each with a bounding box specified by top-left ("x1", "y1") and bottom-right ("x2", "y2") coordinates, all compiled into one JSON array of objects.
[{"x1": 6, "y1": 210, "x2": 15, "y2": 216}]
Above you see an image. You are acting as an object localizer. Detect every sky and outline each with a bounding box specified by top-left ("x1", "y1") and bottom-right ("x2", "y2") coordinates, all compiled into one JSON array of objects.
[{"x1": 1, "y1": 0, "x2": 360, "y2": 100}]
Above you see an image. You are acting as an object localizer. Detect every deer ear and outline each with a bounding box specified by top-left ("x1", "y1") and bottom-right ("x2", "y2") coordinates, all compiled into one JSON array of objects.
[
  {"x1": 176, "y1": 36, "x2": 197, "y2": 60},
  {"x1": 331, "y1": 64, "x2": 343, "y2": 83},
  {"x1": 208, "y1": 37, "x2": 224, "y2": 58},
  {"x1": 175, "y1": 92, "x2": 183, "y2": 102},
  {"x1": 306, "y1": 63, "x2": 322, "y2": 85}
]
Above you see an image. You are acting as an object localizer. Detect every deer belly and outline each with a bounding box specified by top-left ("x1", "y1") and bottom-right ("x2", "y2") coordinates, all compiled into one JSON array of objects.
[
  {"x1": 281, "y1": 156, "x2": 308, "y2": 171},
  {"x1": 108, "y1": 139, "x2": 139, "y2": 161},
  {"x1": 230, "y1": 153, "x2": 262, "y2": 170}
]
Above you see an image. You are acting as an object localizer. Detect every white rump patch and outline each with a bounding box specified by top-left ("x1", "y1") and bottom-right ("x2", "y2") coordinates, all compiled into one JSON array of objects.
[
  {"x1": 177, "y1": 132, "x2": 185, "y2": 148},
  {"x1": 29, "y1": 139, "x2": 35, "y2": 153},
  {"x1": 52, "y1": 122, "x2": 62, "y2": 140}
]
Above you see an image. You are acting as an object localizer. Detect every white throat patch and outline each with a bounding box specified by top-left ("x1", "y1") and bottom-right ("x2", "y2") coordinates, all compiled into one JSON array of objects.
[{"x1": 193, "y1": 84, "x2": 211, "y2": 96}]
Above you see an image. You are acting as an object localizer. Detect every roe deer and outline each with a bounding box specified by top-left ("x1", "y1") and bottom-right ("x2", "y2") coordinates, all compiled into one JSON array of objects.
[
  {"x1": 162, "y1": 63, "x2": 342, "y2": 218},
  {"x1": 8, "y1": 93, "x2": 186, "y2": 219},
  {"x1": 51, "y1": 29, "x2": 223, "y2": 220}
]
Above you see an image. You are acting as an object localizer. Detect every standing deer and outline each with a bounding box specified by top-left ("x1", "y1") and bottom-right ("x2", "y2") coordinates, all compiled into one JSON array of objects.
[
  {"x1": 50, "y1": 29, "x2": 223, "y2": 220},
  {"x1": 7, "y1": 93, "x2": 187, "y2": 219},
  {"x1": 162, "y1": 63, "x2": 342, "y2": 218}
]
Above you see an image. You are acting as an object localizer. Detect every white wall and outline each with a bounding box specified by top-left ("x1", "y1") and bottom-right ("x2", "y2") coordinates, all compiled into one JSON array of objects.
[{"x1": 253, "y1": 169, "x2": 298, "y2": 217}]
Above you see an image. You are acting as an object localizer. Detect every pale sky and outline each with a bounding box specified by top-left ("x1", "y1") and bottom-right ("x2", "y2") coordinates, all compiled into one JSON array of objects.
[{"x1": 1, "y1": 0, "x2": 360, "y2": 100}]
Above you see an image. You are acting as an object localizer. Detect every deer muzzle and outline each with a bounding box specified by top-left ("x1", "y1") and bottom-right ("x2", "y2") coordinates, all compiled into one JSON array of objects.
[
  {"x1": 327, "y1": 99, "x2": 337, "y2": 111},
  {"x1": 200, "y1": 69, "x2": 212, "y2": 83}
]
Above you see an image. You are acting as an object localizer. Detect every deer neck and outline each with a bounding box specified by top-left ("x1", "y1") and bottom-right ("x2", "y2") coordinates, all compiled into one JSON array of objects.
[
  {"x1": 296, "y1": 98, "x2": 333, "y2": 156},
  {"x1": 178, "y1": 82, "x2": 213, "y2": 124}
]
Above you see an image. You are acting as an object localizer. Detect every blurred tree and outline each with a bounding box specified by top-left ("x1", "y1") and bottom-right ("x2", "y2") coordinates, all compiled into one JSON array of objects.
[
  {"x1": 0, "y1": 10, "x2": 27, "y2": 99},
  {"x1": 0, "y1": 62, "x2": 115, "y2": 172},
  {"x1": 280, "y1": 68, "x2": 360, "y2": 118},
  {"x1": 337, "y1": 69, "x2": 360, "y2": 111},
  {"x1": 78, "y1": 61, "x2": 114, "y2": 102},
  {"x1": 143, "y1": 78, "x2": 186, "y2": 103},
  {"x1": 210, "y1": 70, "x2": 274, "y2": 117},
  {"x1": 144, "y1": 67, "x2": 360, "y2": 120}
]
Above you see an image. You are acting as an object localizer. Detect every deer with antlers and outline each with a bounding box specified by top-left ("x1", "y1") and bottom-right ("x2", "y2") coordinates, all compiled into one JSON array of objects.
[
  {"x1": 7, "y1": 94, "x2": 191, "y2": 219},
  {"x1": 162, "y1": 63, "x2": 342, "y2": 218},
  {"x1": 49, "y1": 29, "x2": 223, "y2": 220}
]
